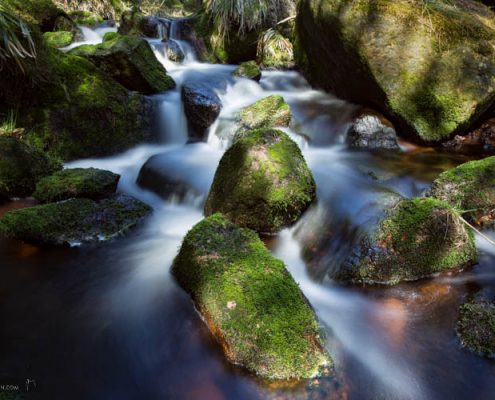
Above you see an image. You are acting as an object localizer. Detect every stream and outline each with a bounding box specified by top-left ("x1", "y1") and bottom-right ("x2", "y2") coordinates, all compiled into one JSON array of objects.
[{"x1": 1, "y1": 21, "x2": 494, "y2": 400}]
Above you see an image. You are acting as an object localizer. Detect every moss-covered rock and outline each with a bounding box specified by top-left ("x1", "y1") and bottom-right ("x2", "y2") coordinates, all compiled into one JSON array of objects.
[
  {"x1": 296, "y1": 0, "x2": 495, "y2": 144},
  {"x1": 54, "y1": 0, "x2": 125, "y2": 21},
  {"x1": 0, "y1": 137, "x2": 61, "y2": 199},
  {"x1": 68, "y1": 10, "x2": 103, "y2": 26},
  {"x1": 233, "y1": 61, "x2": 262, "y2": 81},
  {"x1": 7, "y1": 0, "x2": 67, "y2": 32},
  {"x1": 103, "y1": 31, "x2": 119, "y2": 42},
  {"x1": 0, "y1": 194, "x2": 151, "y2": 246},
  {"x1": 457, "y1": 300, "x2": 495, "y2": 357},
  {"x1": 69, "y1": 35, "x2": 175, "y2": 94},
  {"x1": 430, "y1": 156, "x2": 495, "y2": 225},
  {"x1": 43, "y1": 30, "x2": 74, "y2": 48},
  {"x1": 236, "y1": 95, "x2": 292, "y2": 138},
  {"x1": 334, "y1": 198, "x2": 477, "y2": 285},
  {"x1": 205, "y1": 128, "x2": 315, "y2": 234},
  {"x1": 34, "y1": 168, "x2": 120, "y2": 203},
  {"x1": 172, "y1": 213, "x2": 331, "y2": 380}
]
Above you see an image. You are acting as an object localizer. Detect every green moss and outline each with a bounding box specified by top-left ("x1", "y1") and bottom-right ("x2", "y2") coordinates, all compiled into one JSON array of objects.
[
  {"x1": 457, "y1": 300, "x2": 495, "y2": 356},
  {"x1": 296, "y1": 0, "x2": 495, "y2": 143},
  {"x1": 257, "y1": 29, "x2": 294, "y2": 69},
  {"x1": 205, "y1": 128, "x2": 315, "y2": 234},
  {"x1": 237, "y1": 95, "x2": 292, "y2": 136},
  {"x1": 69, "y1": 35, "x2": 175, "y2": 94},
  {"x1": 233, "y1": 61, "x2": 262, "y2": 81},
  {"x1": 6, "y1": 0, "x2": 65, "y2": 31},
  {"x1": 336, "y1": 197, "x2": 477, "y2": 285},
  {"x1": 103, "y1": 31, "x2": 120, "y2": 42},
  {"x1": 0, "y1": 137, "x2": 61, "y2": 199},
  {"x1": 430, "y1": 156, "x2": 495, "y2": 224},
  {"x1": 34, "y1": 168, "x2": 120, "y2": 203},
  {"x1": 172, "y1": 214, "x2": 331, "y2": 380},
  {"x1": 43, "y1": 30, "x2": 74, "y2": 48},
  {"x1": 0, "y1": 195, "x2": 151, "y2": 246},
  {"x1": 69, "y1": 10, "x2": 103, "y2": 26}
]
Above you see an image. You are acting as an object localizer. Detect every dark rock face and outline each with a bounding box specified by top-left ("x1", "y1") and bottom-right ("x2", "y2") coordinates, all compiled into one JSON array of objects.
[
  {"x1": 347, "y1": 112, "x2": 400, "y2": 151},
  {"x1": 0, "y1": 194, "x2": 151, "y2": 246},
  {"x1": 443, "y1": 119, "x2": 495, "y2": 155},
  {"x1": 137, "y1": 155, "x2": 200, "y2": 200},
  {"x1": 181, "y1": 82, "x2": 222, "y2": 141},
  {"x1": 140, "y1": 16, "x2": 161, "y2": 38}
]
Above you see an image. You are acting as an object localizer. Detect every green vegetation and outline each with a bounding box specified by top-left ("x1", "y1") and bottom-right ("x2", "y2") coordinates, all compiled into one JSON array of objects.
[
  {"x1": 457, "y1": 300, "x2": 495, "y2": 356},
  {"x1": 205, "y1": 128, "x2": 315, "y2": 234},
  {"x1": 68, "y1": 10, "x2": 103, "y2": 25},
  {"x1": 430, "y1": 156, "x2": 495, "y2": 225},
  {"x1": 172, "y1": 213, "x2": 331, "y2": 380},
  {"x1": 34, "y1": 168, "x2": 120, "y2": 203},
  {"x1": 257, "y1": 28, "x2": 294, "y2": 68},
  {"x1": 0, "y1": 136, "x2": 61, "y2": 199},
  {"x1": 0, "y1": 195, "x2": 151, "y2": 246},
  {"x1": 69, "y1": 34, "x2": 175, "y2": 94},
  {"x1": 43, "y1": 30, "x2": 74, "y2": 47},
  {"x1": 335, "y1": 197, "x2": 477, "y2": 285},
  {"x1": 54, "y1": 0, "x2": 125, "y2": 21}
]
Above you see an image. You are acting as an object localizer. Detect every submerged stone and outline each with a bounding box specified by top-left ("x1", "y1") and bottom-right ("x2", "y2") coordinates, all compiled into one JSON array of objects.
[
  {"x1": 0, "y1": 194, "x2": 151, "y2": 246},
  {"x1": 205, "y1": 128, "x2": 315, "y2": 234},
  {"x1": 334, "y1": 198, "x2": 477, "y2": 285},
  {"x1": 181, "y1": 82, "x2": 222, "y2": 141},
  {"x1": 233, "y1": 61, "x2": 262, "y2": 81},
  {"x1": 34, "y1": 168, "x2": 120, "y2": 203},
  {"x1": 235, "y1": 95, "x2": 292, "y2": 138},
  {"x1": 296, "y1": 0, "x2": 495, "y2": 143},
  {"x1": 172, "y1": 214, "x2": 331, "y2": 380},
  {"x1": 69, "y1": 35, "x2": 175, "y2": 94},
  {"x1": 430, "y1": 156, "x2": 495, "y2": 225},
  {"x1": 165, "y1": 39, "x2": 185, "y2": 62},
  {"x1": 0, "y1": 137, "x2": 60, "y2": 199},
  {"x1": 457, "y1": 300, "x2": 495, "y2": 357}
]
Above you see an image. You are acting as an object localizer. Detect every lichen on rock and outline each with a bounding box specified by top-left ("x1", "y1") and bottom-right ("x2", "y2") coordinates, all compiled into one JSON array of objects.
[
  {"x1": 457, "y1": 300, "x2": 495, "y2": 357},
  {"x1": 172, "y1": 213, "x2": 331, "y2": 380}
]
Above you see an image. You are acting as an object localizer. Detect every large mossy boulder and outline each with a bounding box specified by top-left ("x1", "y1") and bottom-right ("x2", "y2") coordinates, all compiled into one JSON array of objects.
[
  {"x1": 457, "y1": 300, "x2": 495, "y2": 357},
  {"x1": 334, "y1": 198, "x2": 477, "y2": 285},
  {"x1": 172, "y1": 214, "x2": 331, "y2": 380},
  {"x1": 205, "y1": 128, "x2": 315, "y2": 234},
  {"x1": 0, "y1": 137, "x2": 60, "y2": 200},
  {"x1": 69, "y1": 35, "x2": 175, "y2": 94},
  {"x1": 235, "y1": 95, "x2": 292, "y2": 137},
  {"x1": 43, "y1": 31, "x2": 74, "y2": 48},
  {"x1": 34, "y1": 168, "x2": 120, "y2": 203},
  {"x1": 430, "y1": 157, "x2": 495, "y2": 225},
  {"x1": 0, "y1": 194, "x2": 151, "y2": 246},
  {"x1": 296, "y1": 0, "x2": 495, "y2": 144}
]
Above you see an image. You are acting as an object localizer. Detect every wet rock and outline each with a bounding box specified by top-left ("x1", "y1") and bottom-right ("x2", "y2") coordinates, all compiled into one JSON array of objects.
[
  {"x1": 346, "y1": 111, "x2": 400, "y2": 151},
  {"x1": 205, "y1": 128, "x2": 316, "y2": 234},
  {"x1": 181, "y1": 82, "x2": 222, "y2": 141},
  {"x1": 34, "y1": 168, "x2": 120, "y2": 203},
  {"x1": 118, "y1": 11, "x2": 164, "y2": 38},
  {"x1": 69, "y1": 35, "x2": 175, "y2": 94},
  {"x1": 457, "y1": 300, "x2": 495, "y2": 357},
  {"x1": 334, "y1": 198, "x2": 477, "y2": 285},
  {"x1": 233, "y1": 61, "x2": 262, "y2": 81},
  {"x1": 137, "y1": 155, "x2": 200, "y2": 200},
  {"x1": 172, "y1": 213, "x2": 331, "y2": 380},
  {"x1": 234, "y1": 95, "x2": 292, "y2": 139},
  {"x1": 140, "y1": 16, "x2": 162, "y2": 38},
  {"x1": 443, "y1": 119, "x2": 495, "y2": 155},
  {"x1": 164, "y1": 39, "x2": 185, "y2": 63},
  {"x1": 295, "y1": 0, "x2": 495, "y2": 144},
  {"x1": 0, "y1": 194, "x2": 151, "y2": 246},
  {"x1": 43, "y1": 30, "x2": 74, "y2": 48},
  {"x1": 429, "y1": 156, "x2": 495, "y2": 225},
  {"x1": 0, "y1": 137, "x2": 61, "y2": 199}
]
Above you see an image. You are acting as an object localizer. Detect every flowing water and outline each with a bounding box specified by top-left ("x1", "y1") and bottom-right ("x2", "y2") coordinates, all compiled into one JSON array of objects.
[{"x1": 1, "y1": 21, "x2": 494, "y2": 400}]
